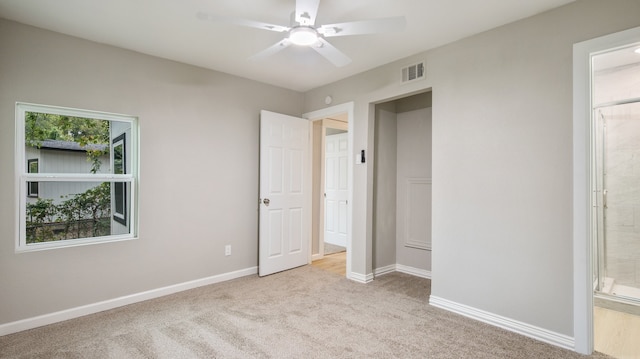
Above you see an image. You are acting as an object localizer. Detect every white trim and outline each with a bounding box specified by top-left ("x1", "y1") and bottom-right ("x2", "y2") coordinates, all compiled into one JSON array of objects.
[
  {"x1": 16, "y1": 234, "x2": 138, "y2": 253},
  {"x1": 22, "y1": 173, "x2": 134, "y2": 181},
  {"x1": 16, "y1": 102, "x2": 136, "y2": 122},
  {"x1": 303, "y1": 102, "x2": 354, "y2": 278},
  {"x1": 403, "y1": 177, "x2": 432, "y2": 250},
  {"x1": 429, "y1": 296, "x2": 574, "y2": 351},
  {"x1": 0, "y1": 266, "x2": 257, "y2": 336},
  {"x1": 373, "y1": 264, "x2": 432, "y2": 279},
  {"x1": 374, "y1": 264, "x2": 396, "y2": 276},
  {"x1": 349, "y1": 271, "x2": 374, "y2": 283},
  {"x1": 311, "y1": 120, "x2": 328, "y2": 263},
  {"x1": 573, "y1": 26, "x2": 640, "y2": 355},
  {"x1": 396, "y1": 264, "x2": 431, "y2": 279}
]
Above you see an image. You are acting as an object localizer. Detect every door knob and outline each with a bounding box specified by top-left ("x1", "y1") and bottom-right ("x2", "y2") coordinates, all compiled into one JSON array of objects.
[{"x1": 263, "y1": 198, "x2": 270, "y2": 206}]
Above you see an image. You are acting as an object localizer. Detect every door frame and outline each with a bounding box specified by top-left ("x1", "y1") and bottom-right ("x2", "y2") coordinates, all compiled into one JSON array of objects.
[
  {"x1": 315, "y1": 121, "x2": 348, "y2": 261},
  {"x1": 304, "y1": 102, "x2": 354, "y2": 278},
  {"x1": 573, "y1": 25, "x2": 640, "y2": 355}
]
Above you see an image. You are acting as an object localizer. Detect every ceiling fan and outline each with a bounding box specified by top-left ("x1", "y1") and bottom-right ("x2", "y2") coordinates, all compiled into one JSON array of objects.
[{"x1": 197, "y1": 0, "x2": 406, "y2": 67}]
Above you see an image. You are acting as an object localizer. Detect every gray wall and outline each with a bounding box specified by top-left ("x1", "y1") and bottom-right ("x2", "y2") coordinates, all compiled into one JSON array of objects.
[
  {"x1": 395, "y1": 107, "x2": 432, "y2": 271},
  {"x1": 0, "y1": 19, "x2": 303, "y2": 325},
  {"x1": 304, "y1": 0, "x2": 640, "y2": 338},
  {"x1": 373, "y1": 106, "x2": 397, "y2": 270}
]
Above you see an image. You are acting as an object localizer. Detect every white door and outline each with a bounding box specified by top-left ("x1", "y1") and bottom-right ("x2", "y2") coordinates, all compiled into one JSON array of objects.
[
  {"x1": 324, "y1": 133, "x2": 348, "y2": 248},
  {"x1": 259, "y1": 110, "x2": 311, "y2": 276}
]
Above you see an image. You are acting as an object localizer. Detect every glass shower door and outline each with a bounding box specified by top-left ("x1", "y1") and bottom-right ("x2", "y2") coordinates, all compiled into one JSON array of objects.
[
  {"x1": 594, "y1": 101, "x2": 640, "y2": 302},
  {"x1": 593, "y1": 109, "x2": 606, "y2": 294}
]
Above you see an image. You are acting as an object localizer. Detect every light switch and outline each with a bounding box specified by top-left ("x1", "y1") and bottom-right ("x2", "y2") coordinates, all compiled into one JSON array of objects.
[{"x1": 356, "y1": 150, "x2": 365, "y2": 164}]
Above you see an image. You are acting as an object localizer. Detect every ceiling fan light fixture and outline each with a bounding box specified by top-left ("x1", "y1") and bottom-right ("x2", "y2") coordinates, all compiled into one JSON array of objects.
[{"x1": 289, "y1": 27, "x2": 318, "y2": 46}]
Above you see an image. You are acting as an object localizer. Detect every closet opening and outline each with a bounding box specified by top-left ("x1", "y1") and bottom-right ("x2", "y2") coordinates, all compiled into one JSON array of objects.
[{"x1": 372, "y1": 91, "x2": 432, "y2": 278}]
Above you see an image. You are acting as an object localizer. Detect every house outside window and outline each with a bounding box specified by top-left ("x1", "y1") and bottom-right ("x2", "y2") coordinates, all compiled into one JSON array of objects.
[
  {"x1": 16, "y1": 102, "x2": 138, "y2": 251},
  {"x1": 27, "y1": 159, "x2": 38, "y2": 197}
]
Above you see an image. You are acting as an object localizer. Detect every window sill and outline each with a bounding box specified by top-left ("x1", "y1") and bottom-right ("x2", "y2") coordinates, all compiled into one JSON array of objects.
[{"x1": 16, "y1": 235, "x2": 138, "y2": 253}]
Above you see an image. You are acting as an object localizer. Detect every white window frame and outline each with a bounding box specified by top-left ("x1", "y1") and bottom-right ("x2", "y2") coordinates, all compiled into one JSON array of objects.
[{"x1": 15, "y1": 102, "x2": 139, "y2": 252}]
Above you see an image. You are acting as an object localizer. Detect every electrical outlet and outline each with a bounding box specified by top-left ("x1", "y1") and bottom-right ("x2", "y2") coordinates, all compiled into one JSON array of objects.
[{"x1": 225, "y1": 245, "x2": 231, "y2": 256}]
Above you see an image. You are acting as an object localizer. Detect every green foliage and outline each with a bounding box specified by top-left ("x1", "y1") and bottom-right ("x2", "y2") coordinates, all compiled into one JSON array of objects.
[
  {"x1": 24, "y1": 111, "x2": 114, "y2": 243},
  {"x1": 26, "y1": 183, "x2": 112, "y2": 243},
  {"x1": 25, "y1": 199, "x2": 57, "y2": 242},
  {"x1": 25, "y1": 112, "x2": 110, "y2": 172},
  {"x1": 63, "y1": 183, "x2": 111, "y2": 238},
  {"x1": 25, "y1": 112, "x2": 109, "y2": 146}
]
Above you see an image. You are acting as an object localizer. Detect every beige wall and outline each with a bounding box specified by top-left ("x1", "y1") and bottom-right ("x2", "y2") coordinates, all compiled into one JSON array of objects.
[
  {"x1": 0, "y1": 19, "x2": 303, "y2": 325},
  {"x1": 304, "y1": 0, "x2": 640, "y2": 339}
]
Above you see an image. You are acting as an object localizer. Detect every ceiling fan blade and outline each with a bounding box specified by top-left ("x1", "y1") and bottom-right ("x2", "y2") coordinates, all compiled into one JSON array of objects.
[
  {"x1": 197, "y1": 11, "x2": 289, "y2": 33},
  {"x1": 249, "y1": 39, "x2": 292, "y2": 61},
  {"x1": 295, "y1": 0, "x2": 320, "y2": 26},
  {"x1": 318, "y1": 16, "x2": 406, "y2": 37},
  {"x1": 311, "y1": 38, "x2": 351, "y2": 67}
]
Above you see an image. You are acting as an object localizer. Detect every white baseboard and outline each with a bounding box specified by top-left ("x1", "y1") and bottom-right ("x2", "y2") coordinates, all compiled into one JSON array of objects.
[
  {"x1": 374, "y1": 264, "x2": 396, "y2": 276},
  {"x1": 349, "y1": 271, "x2": 374, "y2": 283},
  {"x1": 429, "y1": 296, "x2": 574, "y2": 351},
  {"x1": 374, "y1": 264, "x2": 432, "y2": 279},
  {"x1": 311, "y1": 253, "x2": 323, "y2": 261},
  {"x1": 396, "y1": 264, "x2": 431, "y2": 279},
  {"x1": 0, "y1": 266, "x2": 257, "y2": 336}
]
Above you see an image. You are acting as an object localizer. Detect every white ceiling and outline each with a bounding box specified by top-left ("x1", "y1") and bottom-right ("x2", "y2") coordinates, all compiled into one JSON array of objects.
[{"x1": 0, "y1": 0, "x2": 576, "y2": 92}]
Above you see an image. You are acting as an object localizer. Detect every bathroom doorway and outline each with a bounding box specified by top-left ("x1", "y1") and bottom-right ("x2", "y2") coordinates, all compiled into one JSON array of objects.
[
  {"x1": 590, "y1": 40, "x2": 640, "y2": 358},
  {"x1": 592, "y1": 45, "x2": 640, "y2": 304}
]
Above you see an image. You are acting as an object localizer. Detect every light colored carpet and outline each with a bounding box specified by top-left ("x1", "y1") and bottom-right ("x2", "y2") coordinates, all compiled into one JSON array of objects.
[{"x1": 0, "y1": 266, "x2": 611, "y2": 358}]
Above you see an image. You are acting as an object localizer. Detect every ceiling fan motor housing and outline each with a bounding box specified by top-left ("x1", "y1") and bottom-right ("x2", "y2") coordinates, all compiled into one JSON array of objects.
[{"x1": 289, "y1": 26, "x2": 319, "y2": 46}]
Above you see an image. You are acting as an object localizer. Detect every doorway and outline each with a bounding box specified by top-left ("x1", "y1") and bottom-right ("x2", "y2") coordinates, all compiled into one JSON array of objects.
[
  {"x1": 305, "y1": 103, "x2": 353, "y2": 278},
  {"x1": 372, "y1": 91, "x2": 432, "y2": 278},
  {"x1": 324, "y1": 129, "x2": 348, "y2": 255},
  {"x1": 573, "y1": 31, "x2": 640, "y2": 357},
  {"x1": 573, "y1": 26, "x2": 640, "y2": 355},
  {"x1": 592, "y1": 47, "x2": 640, "y2": 304},
  {"x1": 590, "y1": 43, "x2": 640, "y2": 358},
  {"x1": 311, "y1": 114, "x2": 348, "y2": 259}
]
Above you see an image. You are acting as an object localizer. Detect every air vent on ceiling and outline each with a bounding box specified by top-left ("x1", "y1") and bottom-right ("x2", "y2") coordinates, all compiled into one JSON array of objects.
[{"x1": 401, "y1": 61, "x2": 425, "y2": 83}]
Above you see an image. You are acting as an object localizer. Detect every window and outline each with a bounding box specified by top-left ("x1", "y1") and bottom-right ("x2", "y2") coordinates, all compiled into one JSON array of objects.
[
  {"x1": 27, "y1": 159, "x2": 38, "y2": 197},
  {"x1": 16, "y1": 103, "x2": 138, "y2": 251}
]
